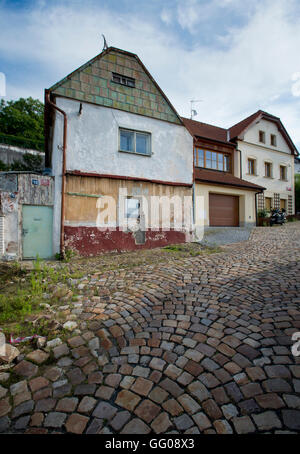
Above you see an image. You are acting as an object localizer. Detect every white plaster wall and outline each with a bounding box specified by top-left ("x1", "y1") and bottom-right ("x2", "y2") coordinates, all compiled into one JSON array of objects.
[
  {"x1": 51, "y1": 97, "x2": 193, "y2": 254},
  {"x1": 242, "y1": 119, "x2": 292, "y2": 154},
  {"x1": 238, "y1": 120, "x2": 295, "y2": 213},
  {"x1": 53, "y1": 97, "x2": 193, "y2": 184}
]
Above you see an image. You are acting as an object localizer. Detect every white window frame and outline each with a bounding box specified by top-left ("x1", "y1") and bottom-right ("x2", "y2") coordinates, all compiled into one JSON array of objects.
[{"x1": 119, "y1": 128, "x2": 152, "y2": 156}]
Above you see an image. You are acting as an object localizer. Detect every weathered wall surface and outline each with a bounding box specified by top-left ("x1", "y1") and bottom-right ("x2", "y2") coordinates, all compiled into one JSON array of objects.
[
  {"x1": 52, "y1": 98, "x2": 193, "y2": 184},
  {"x1": 0, "y1": 174, "x2": 54, "y2": 260},
  {"x1": 63, "y1": 175, "x2": 192, "y2": 255}
]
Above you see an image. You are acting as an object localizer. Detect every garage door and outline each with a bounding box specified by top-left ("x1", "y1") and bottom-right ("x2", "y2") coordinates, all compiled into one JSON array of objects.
[{"x1": 209, "y1": 194, "x2": 239, "y2": 227}]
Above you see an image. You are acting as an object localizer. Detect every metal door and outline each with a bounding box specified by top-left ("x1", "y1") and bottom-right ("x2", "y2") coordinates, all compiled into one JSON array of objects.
[{"x1": 22, "y1": 205, "x2": 53, "y2": 259}]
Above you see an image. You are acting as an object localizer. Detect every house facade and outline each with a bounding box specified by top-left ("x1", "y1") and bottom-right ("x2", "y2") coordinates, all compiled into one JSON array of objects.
[
  {"x1": 229, "y1": 111, "x2": 298, "y2": 215},
  {"x1": 45, "y1": 47, "x2": 193, "y2": 256},
  {"x1": 182, "y1": 118, "x2": 265, "y2": 229}
]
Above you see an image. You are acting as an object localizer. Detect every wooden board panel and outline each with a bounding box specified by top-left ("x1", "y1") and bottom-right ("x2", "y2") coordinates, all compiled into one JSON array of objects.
[
  {"x1": 209, "y1": 193, "x2": 239, "y2": 227},
  {"x1": 65, "y1": 175, "x2": 192, "y2": 227}
]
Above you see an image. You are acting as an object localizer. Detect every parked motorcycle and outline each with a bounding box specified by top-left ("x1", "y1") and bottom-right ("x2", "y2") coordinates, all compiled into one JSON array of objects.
[{"x1": 270, "y1": 208, "x2": 286, "y2": 226}]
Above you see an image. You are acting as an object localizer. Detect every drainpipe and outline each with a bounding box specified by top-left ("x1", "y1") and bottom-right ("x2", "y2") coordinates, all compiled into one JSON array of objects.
[{"x1": 45, "y1": 89, "x2": 67, "y2": 258}]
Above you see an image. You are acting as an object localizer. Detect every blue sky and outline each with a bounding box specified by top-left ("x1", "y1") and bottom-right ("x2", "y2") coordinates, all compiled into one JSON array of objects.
[{"x1": 1, "y1": 0, "x2": 300, "y2": 149}]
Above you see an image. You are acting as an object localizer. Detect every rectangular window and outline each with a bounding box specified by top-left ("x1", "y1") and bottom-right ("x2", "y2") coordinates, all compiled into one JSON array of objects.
[
  {"x1": 270, "y1": 134, "x2": 277, "y2": 146},
  {"x1": 112, "y1": 73, "x2": 135, "y2": 88},
  {"x1": 125, "y1": 197, "x2": 140, "y2": 219},
  {"x1": 259, "y1": 130, "x2": 266, "y2": 143},
  {"x1": 248, "y1": 158, "x2": 255, "y2": 175},
  {"x1": 280, "y1": 165, "x2": 287, "y2": 180},
  {"x1": 119, "y1": 129, "x2": 151, "y2": 156},
  {"x1": 265, "y1": 162, "x2": 272, "y2": 178},
  {"x1": 194, "y1": 148, "x2": 230, "y2": 172},
  {"x1": 194, "y1": 148, "x2": 204, "y2": 167}
]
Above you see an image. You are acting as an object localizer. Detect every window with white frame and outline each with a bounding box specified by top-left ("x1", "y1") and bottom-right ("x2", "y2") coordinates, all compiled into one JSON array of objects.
[{"x1": 119, "y1": 128, "x2": 151, "y2": 156}]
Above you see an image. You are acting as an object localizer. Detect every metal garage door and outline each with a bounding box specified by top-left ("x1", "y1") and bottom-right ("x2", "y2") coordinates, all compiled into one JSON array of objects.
[{"x1": 209, "y1": 194, "x2": 239, "y2": 227}]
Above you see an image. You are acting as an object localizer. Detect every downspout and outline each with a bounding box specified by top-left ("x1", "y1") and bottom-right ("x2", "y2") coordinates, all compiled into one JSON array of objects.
[
  {"x1": 192, "y1": 138, "x2": 196, "y2": 238},
  {"x1": 45, "y1": 89, "x2": 67, "y2": 258}
]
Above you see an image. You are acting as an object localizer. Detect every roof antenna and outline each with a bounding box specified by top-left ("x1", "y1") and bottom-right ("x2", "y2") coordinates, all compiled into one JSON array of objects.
[
  {"x1": 190, "y1": 99, "x2": 203, "y2": 119},
  {"x1": 102, "y1": 34, "x2": 108, "y2": 51}
]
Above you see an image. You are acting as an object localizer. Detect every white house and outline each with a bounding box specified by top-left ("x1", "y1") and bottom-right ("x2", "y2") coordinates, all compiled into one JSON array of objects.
[
  {"x1": 45, "y1": 46, "x2": 193, "y2": 256},
  {"x1": 229, "y1": 110, "x2": 298, "y2": 215}
]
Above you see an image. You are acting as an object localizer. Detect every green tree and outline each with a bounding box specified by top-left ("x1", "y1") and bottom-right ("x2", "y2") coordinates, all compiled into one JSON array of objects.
[
  {"x1": 295, "y1": 174, "x2": 300, "y2": 214},
  {"x1": 0, "y1": 97, "x2": 44, "y2": 151}
]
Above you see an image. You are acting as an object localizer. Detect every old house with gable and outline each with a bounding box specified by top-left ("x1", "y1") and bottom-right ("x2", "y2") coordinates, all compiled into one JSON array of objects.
[{"x1": 45, "y1": 46, "x2": 193, "y2": 256}]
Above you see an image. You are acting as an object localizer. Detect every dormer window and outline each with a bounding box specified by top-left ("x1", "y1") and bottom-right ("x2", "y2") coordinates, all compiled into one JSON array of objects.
[
  {"x1": 112, "y1": 73, "x2": 135, "y2": 88},
  {"x1": 270, "y1": 134, "x2": 277, "y2": 146},
  {"x1": 259, "y1": 130, "x2": 265, "y2": 143}
]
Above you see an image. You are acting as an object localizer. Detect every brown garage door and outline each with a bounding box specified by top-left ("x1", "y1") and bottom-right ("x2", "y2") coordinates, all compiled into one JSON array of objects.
[{"x1": 209, "y1": 194, "x2": 239, "y2": 226}]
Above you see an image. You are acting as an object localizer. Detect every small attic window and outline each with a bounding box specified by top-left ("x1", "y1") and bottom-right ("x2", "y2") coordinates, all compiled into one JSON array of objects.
[{"x1": 112, "y1": 73, "x2": 135, "y2": 88}]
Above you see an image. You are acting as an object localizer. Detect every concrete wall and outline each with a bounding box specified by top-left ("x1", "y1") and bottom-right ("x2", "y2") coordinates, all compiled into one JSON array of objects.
[
  {"x1": 238, "y1": 119, "x2": 295, "y2": 213},
  {"x1": 194, "y1": 183, "x2": 256, "y2": 228},
  {"x1": 0, "y1": 143, "x2": 44, "y2": 167}
]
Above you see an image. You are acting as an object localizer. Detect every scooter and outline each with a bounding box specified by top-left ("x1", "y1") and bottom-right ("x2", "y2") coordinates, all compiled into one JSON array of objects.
[{"x1": 270, "y1": 208, "x2": 286, "y2": 226}]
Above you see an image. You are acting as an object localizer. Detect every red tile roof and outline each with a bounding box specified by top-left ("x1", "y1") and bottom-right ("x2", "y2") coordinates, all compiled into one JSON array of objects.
[
  {"x1": 181, "y1": 117, "x2": 228, "y2": 143},
  {"x1": 195, "y1": 168, "x2": 265, "y2": 191}
]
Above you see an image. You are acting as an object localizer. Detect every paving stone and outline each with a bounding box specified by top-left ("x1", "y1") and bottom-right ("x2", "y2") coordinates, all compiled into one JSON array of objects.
[
  {"x1": 151, "y1": 412, "x2": 172, "y2": 434},
  {"x1": 13, "y1": 360, "x2": 38, "y2": 378},
  {"x1": 246, "y1": 367, "x2": 266, "y2": 381},
  {"x1": 188, "y1": 381, "x2": 211, "y2": 402},
  {"x1": 10, "y1": 380, "x2": 28, "y2": 396},
  {"x1": 26, "y1": 350, "x2": 49, "y2": 365},
  {"x1": 110, "y1": 411, "x2": 131, "y2": 431},
  {"x1": 162, "y1": 399, "x2": 184, "y2": 416},
  {"x1": 43, "y1": 412, "x2": 67, "y2": 428},
  {"x1": 213, "y1": 419, "x2": 233, "y2": 434},
  {"x1": 12, "y1": 400, "x2": 34, "y2": 419},
  {"x1": 135, "y1": 399, "x2": 160, "y2": 423},
  {"x1": 149, "y1": 386, "x2": 169, "y2": 404},
  {"x1": 160, "y1": 378, "x2": 184, "y2": 397},
  {"x1": 29, "y1": 377, "x2": 49, "y2": 393},
  {"x1": 115, "y1": 390, "x2": 141, "y2": 412},
  {"x1": 253, "y1": 411, "x2": 282, "y2": 431},
  {"x1": 86, "y1": 418, "x2": 103, "y2": 434},
  {"x1": 0, "y1": 386, "x2": 7, "y2": 399},
  {"x1": 92, "y1": 401, "x2": 117, "y2": 420},
  {"x1": 238, "y1": 399, "x2": 261, "y2": 415},
  {"x1": 241, "y1": 383, "x2": 263, "y2": 398},
  {"x1": 283, "y1": 394, "x2": 300, "y2": 409},
  {"x1": 202, "y1": 399, "x2": 222, "y2": 420},
  {"x1": 149, "y1": 358, "x2": 166, "y2": 371},
  {"x1": 35, "y1": 398, "x2": 57, "y2": 412},
  {"x1": 192, "y1": 412, "x2": 212, "y2": 431},
  {"x1": 66, "y1": 367, "x2": 85, "y2": 385},
  {"x1": 30, "y1": 412, "x2": 44, "y2": 427},
  {"x1": 44, "y1": 367, "x2": 63, "y2": 382},
  {"x1": 0, "y1": 398, "x2": 11, "y2": 418},
  {"x1": 225, "y1": 382, "x2": 243, "y2": 403},
  {"x1": 265, "y1": 365, "x2": 291, "y2": 379},
  {"x1": 131, "y1": 377, "x2": 153, "y2": 396},
  {"x1": 174, "y1": 414, "x2": 194, "y2": 431},
  {"x1": 53, "y1": 344, "x2": 70, "y2": 359},
  {"x1": 178, "y1": 394, "x2": 200, "y2": 414},
  {"x1": 53, "y1": 384, "x2": 72, "y2": 399},
  {"x1": 121, "y1": 418, "x2": 151, "y2": 434},
  {"x1": 0, "y1": 416, "x2": 10, "y2": 433},
  {"x1": 56, "y1": 397, "x2": 78, "y2": 413},
  {"x1": 14, "y1": 415, "x2": 30, "y2": 430},
  {"x1": 232, "y1": 416, "x2": 256, "y2": 434},
  {"x1": 95, "y1": 385, "x2": 115, "y2": 400},
  {"x1": 65, "y1": 413, "x2": 89, "y2": 434},
  {"x1": 222, "y1": 403, "x2": 239, "y2": 420},
  {"x1": 255, "y1": 393, "x2": 285, "y2": 409},
  {"x1": 262, "y1": 378, "x2": 292, "y2": 393},
  {"x1": 281, "y1": 410, "x2": 300, "y2": 431}
]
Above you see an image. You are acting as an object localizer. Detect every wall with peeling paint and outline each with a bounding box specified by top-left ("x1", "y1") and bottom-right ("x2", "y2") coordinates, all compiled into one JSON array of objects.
[{"x1": 0, "y1": 173, "x2": 54, "y2": 260}]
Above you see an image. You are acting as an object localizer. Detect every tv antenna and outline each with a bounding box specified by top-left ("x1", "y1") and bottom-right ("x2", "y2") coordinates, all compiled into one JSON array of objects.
[
  {"x1": 190, "y1": 99, "x2": 203, "y2": 119},
  {"x1": 102, "y1": 34, "x2": 108, "y2": 51}
]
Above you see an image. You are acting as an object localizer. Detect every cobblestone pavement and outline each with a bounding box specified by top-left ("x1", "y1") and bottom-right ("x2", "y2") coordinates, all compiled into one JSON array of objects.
[{"x1": 1, "y1": 223, "x2": 300, "y2": 434}]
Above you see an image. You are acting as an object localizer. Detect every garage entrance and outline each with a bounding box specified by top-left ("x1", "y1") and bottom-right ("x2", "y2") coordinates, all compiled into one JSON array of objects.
[{"x1": 209, "y1": 194, "x2": 239, "y2": 227}]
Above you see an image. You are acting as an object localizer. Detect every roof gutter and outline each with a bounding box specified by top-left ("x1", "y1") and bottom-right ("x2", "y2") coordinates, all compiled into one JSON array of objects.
[{"x1": 45, "y1": 89, "x2": 67, "y2": 258}]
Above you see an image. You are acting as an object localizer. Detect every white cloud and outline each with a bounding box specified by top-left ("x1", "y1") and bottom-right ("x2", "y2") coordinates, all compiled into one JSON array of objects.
[
  {"x1": 291, "y1": 72, "x2": 300, "y2": 97},
  {"x1": 0, "y1": 0, "x2": 299, "y2": 148}
]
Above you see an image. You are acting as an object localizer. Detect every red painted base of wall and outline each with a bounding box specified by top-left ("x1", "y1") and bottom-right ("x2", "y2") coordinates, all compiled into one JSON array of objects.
[{"x1": 64, "y1": 226, "x2": 187, "y2": 256}]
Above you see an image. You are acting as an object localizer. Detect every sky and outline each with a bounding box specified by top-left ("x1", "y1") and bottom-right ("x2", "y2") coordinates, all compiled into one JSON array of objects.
[{"x1": 0, "y1": 0, "x2": 300, "y2": 149}]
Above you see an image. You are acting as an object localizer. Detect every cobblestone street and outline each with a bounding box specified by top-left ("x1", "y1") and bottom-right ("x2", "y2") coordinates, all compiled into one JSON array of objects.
[{"x1": 1, "y1": 223, "x2": 300, "y2": 434}]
